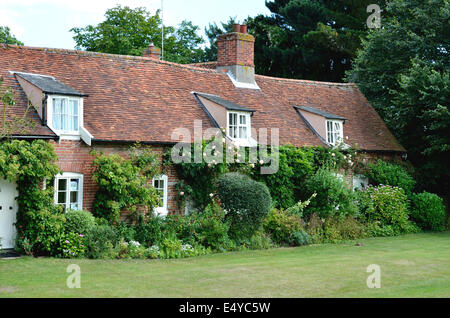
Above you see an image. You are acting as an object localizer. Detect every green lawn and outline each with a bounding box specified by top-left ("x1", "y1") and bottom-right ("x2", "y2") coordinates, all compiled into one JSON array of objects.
[{"x1": 1, "y1": 232, "x2": 449, "y2": 298}]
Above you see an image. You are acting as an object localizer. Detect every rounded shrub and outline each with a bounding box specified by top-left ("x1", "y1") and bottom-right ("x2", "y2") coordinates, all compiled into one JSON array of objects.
[
  {"x1": 217, "y1": 172, "x2": 271, "y2": 240},
  {"x1": 410, "y1": 192, "x2": 446, "y2": 231},
  {"x1": 64, "y1": 209, "x2": 96, "y2": 236},
  {"x1": 304, "y1": 168, "x2": 357, "y2": 218},
  {"x1": 84, "y1": 224, "x2": 117, "y2": 259}
]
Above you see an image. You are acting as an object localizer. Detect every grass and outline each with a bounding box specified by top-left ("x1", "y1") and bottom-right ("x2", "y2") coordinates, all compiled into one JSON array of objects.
[{"x1": 0, "y1": 232, "x2": 449, "y2": 298}]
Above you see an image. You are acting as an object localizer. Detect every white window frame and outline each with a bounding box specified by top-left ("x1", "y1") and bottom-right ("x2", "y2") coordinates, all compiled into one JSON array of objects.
[
  {"x1": 326, "y1": 120, "x2": 344, "y2": 146},
  {"x1": 352, "y1": 174, "x2": 369, "y2": 191},
  {"x1": 153, "y1": 174, "x2": 168, "y2": 217},
  {"x1": 227, "y1": 111, "x2": 251, "y2": 141},
  {"x1": 47, "y1": 95, "x2": 83, "y2": 140},
  {"x1": 54, "y1": 172, "x2": 83, "y2": 211}
]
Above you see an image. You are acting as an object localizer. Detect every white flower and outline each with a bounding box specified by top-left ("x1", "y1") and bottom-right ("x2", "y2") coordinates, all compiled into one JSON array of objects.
[
  {"x1": 209, "y1": 193, "x2": 214, "y2": 198},
  {"x1": 212, "y1": 145, "x2": 216, "y2": 150},
  {"x1": 236, "y1": 159, "x2": 240, "y2": 163},
  {"x1": 343, "y1": 155, "x2": 347, "y2": 159},
  {"x1": 180, "y1": 191, "x2": 184, "y2": 196},
  {"x1": 250, "y1": 163, "x2": 255, "y2": 168},
  {"x1": 332, "y1": 153, "x2": 336, "y2": 157},
  {"x1": 259, "y1": 160, "x2": 264, "y2": 165}
]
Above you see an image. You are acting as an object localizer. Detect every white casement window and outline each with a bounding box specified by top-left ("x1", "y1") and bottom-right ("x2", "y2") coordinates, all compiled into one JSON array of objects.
[
  {"x1": 47, "y1": 96, "x2": 83, "y2": 137},
  {"x1": 153, "y1": 174, "x2": 168, "y2": 217},
  {"x1": 326, "y1": 120, "x2": 344, "y2": 146},
  {"x1": 54, "y1": 173, "x2": 83, "y2": 211},
  {"x1": 352, "y1": 174, "x2": 369, "y2": 191},
  {"x1": 227, "y1": 111, "x2": 250, "y2": 140}
]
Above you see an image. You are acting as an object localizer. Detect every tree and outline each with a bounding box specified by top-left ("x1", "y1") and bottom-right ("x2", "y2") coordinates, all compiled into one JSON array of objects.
[
  {"x1": 348, "y1": 0, "x2": 449, "y2": 197},
  {"x1": 241, "y1": 0, "x2": 383, "y2": 82},
  {"x1": 71, "y1": 5, "x2": 204, "y2": 64},
  {"x1": 203, "y1": 17, "x2": 237, "y2": 62},
  {"x1": 0, "y1": 26, "x2": 23, "y2": 45}
]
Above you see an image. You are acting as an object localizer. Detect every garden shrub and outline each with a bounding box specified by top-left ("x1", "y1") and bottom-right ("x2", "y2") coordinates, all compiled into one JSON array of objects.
[
  {"x1": 59, "y1": 232, "x2": 86, "y2": 258},
  {"x1": 357, "y1": 185, "x2": 420, "y2": 236},
  {"x1": 115, "y1": 222, "x2": 137, "y2": 242},
  {"x1": 263, "y1": 208, "x2": 303, "y2": 245},
  {"x1": 290, "y1": 230, "x2": 311, "y2": 246},
  {"x1": 91, "y1": 147, "x2": 160, "y2": 223},
  {"x1": 364, "y1": 160, "x2": 416, "y2": 195},
  {"x1": 84, "y1": 224, "x2": 117, "y2": 259},
  {"x1": 18, "y1": 208, "x2": 66, "y2": 256},
  {"x1": 134, "y1": 216, "x2": 166, "y2": 247},
  {"x1": 410, "y1": 192, "x2": 446, "y2": 231},
  {"x1": 217, "y1": 172, "x2": 272, "y2": 240},
  {"x1": 64, "y1": 209, "x2": 96, "y2": 236},
  {"x1": 191, "y1": 202, "x2": 231, "y2": 251},
  {"x1": 247, "y1": 231, "x2": 273, "y2": 250},
  {"x1": 304, "y1": 168, "x2": 357, "y2": 218},
  {"x1": 306, "y1": 213, "x2": 325, "y2": 244}
]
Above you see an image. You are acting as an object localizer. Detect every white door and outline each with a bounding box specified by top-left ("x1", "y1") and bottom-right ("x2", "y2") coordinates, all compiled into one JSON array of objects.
[{"x1": 0, "y1": 179, "x2": 18, "y2": 249}]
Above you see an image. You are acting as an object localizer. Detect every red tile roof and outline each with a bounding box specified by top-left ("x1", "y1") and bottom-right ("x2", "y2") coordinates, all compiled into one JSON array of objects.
[{"x1": 0, "y1": 44, "x2": 405, "y2": 152}]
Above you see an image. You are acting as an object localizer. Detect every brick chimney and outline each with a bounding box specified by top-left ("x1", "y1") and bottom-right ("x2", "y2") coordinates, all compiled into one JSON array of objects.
[
  {"x1": 142, "y1": 43, "x2": 161, "y2": 60},
  {"x1": 217, "y1": 24, "x2": 256, "y2": 85}
]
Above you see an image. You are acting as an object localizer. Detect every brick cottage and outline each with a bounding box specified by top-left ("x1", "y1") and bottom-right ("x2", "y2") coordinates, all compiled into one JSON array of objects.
[{"x1": 0, "y1": 24, "x2": 405, "y2": 248}]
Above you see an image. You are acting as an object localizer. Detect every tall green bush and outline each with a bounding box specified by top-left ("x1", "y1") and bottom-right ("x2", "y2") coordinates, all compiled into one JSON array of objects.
[
  {"x1": 358, "y1": 185, "x2": 419, "y2": 236},
  {"x1": 64, "y1": 210, "x2": 96, "y2": 236},
  {"x1": 304, "y1": 169, "x2": 357, "y2": 218},
  {"x1": 410, "y1": 192, "x2": 446, "y2": 231},
  {"x1": 217, "y1": 172, "x2": 271, "y2": 240},
  {"x1": 364, "y1": 160, "x2": 416, "y2": 195}
]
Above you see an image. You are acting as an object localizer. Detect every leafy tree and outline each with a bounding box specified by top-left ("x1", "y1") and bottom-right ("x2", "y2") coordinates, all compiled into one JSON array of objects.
[
  {"x1": 71, "y1": 5, "x2": 204, "y2": 63},
  {"x1": 0, "y1": 26, "x2": 23, "y2": 45},
  {"x1": 241, "y1": 0, "x2": 383, "y2": 82},
  {"x1": 203, "y1": 17, "x2": 237, "y2": 62},
  {"x1": 348, "y1": 0, "x2": 449, "y2": 197}
]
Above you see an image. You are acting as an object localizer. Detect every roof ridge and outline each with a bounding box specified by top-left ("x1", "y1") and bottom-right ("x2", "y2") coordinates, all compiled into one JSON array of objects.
[
  {"x1": 0, "y1": 44, "x2": 221, "y2": 74},
  {"x1": 255, "y1": 73, "x2": 356, "y2": 87}
]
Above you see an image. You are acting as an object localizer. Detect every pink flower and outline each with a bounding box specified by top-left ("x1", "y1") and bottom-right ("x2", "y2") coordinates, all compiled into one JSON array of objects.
[
  {"x1": 65, "y1": 240, "x2": 70, "y2": 244},
  {"x1": 79, "y1": 234, "x2": 84, "y2": 238}
]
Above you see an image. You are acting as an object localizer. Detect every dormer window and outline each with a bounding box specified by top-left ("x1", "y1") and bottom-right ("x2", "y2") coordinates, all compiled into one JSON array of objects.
[
  {"x1": 52, "y1": 97, "x2": 80, "y2": 132},
  {"x1": 47, "y1": 95, "x2": 84, "y2": 139},
  {"x1": 228, "y1": 111, "x2": 250, "y2": 140},
  {"x1": 326, "y1": 120, "x2": 344, "y2": 146}
]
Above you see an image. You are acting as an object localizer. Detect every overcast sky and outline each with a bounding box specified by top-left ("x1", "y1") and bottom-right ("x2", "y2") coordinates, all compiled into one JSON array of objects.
[{"x1": 0, "y1": 0, "x2": 271, "y2": 49}]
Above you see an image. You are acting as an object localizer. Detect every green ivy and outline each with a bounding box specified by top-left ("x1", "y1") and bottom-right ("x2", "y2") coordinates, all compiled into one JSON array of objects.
[{"x1": 91, "y1": 145, "x2": 161, "y2": 223}]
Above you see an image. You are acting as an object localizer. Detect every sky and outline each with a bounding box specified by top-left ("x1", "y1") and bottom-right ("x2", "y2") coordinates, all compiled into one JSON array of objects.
[{"x1": 0, "y1": 0, "x2": 271, "y2": 49}]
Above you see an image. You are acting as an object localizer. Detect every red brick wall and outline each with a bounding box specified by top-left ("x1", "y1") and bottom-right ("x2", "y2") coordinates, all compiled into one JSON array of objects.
[
  {"x1": 217, "y1": 32, "x2": 255, "y2": 67},
  {"x1": 50, "y1": 140, "x2": 181, "y2": 215}
]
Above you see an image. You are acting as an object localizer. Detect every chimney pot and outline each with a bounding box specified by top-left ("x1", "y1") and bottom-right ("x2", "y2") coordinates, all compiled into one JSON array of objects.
[
  {"x1": 240, "y1": 25, "x2": 247, "y2": 34},
  {"x1": 232, "y1": 24, "x2": 241, "y2": 33}
]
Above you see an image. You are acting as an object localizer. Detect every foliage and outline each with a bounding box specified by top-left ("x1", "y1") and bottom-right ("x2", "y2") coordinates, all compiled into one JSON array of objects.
[
  {"x1": 357, "y1": 185, "x2": 419, "y2": 236},
  {"x1": 285, "y1": 193, "x2": 317, "y2": 218},
  {"x1": 190, "y1": 202, "x2": 231, "y2": 251},
  {"x1": 71, "y1": 5, "x2": 205, "y2": 63},
  {"x1": 217, "y1": 172, "x2": 272, "y2": 240},
  {"x1": 306, "y1": 214, "x2": 367, "y2": 244},
  {"x1": 18, "y1": 208, "x2": 66, "y2": 256},
  {"x1": 247, "y1": 231, "x2": 273, "y2": 250},
  {"x1": 64, "y1": 210, "x2": 96, "y2": 236},
  {"x1": 0, "y1": 26, "x2": 23, "y2": 45},
  {"x1": 304, "y1": 168, "x2": 357, "y2": 218},
  {"x1": 410, "y1": 192, "x2": 447, "y2": 231},
  {"x1": 263, "y1": 208, "x2": 303, "y2": 246},
  {"x1": 290, "y1": 230, "x2": 311, "y2": 246},
  {"x1": 84, "y1": 224, "x2": 117, "y2": 259},
  {"x1": 0, "y1": 78, "x2": 35, "y2": 138},
  {"x1": 133, "y1": 216, "x2": 166, "y2": 247},
  {"x1": 364, "y1": 159, "x2": 416, "y2": 195},
  {"x1": 59, "y1": 232, "x2": 86, "y2": 259},
  {"x1": 91, "y1": 146, "x2": 160, "y2": 223},
  {"x1": 348, "y1": 0, "x2": 449, "y2": 196},
  {"x1": 0, "y1": 139, "x2": 60, "y2": 256},
  {"x1": 241, "y1": 0, "x2": 384, "y2": 82}
]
